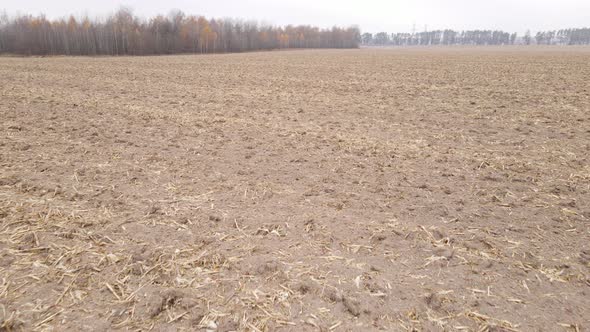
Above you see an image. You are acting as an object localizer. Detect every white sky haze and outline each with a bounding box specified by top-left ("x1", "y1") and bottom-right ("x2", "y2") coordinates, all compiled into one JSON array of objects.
[{"x1": 2, "y1": 0, "x2": 589, "y2": 33}]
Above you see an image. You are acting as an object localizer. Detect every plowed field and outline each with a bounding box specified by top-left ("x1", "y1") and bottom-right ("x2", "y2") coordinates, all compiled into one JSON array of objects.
[{"x1": 1, "y1": 48, "x2": 589, "y2": 331}]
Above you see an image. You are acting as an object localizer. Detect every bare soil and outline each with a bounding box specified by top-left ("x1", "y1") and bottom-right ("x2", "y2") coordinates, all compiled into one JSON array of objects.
[{"x1": 1, "y1": 47, "x2": 589, "y2": 331}]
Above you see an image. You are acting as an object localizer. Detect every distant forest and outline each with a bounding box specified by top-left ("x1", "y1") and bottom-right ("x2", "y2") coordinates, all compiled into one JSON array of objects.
[
  {"x1": 2, "y1": 9, "x2": 589, "y2": 56},
  {"x1": 362, "y1": 28, "x2": 590, "y2": 46},
  {"x1": 0, "y1": 9, "x2": 361, "y2": 55}
]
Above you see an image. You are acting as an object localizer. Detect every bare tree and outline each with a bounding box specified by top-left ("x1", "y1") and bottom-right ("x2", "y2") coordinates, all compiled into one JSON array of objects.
[{"x1": 523, "y1": 30, "x2": 532, "y2": 45}]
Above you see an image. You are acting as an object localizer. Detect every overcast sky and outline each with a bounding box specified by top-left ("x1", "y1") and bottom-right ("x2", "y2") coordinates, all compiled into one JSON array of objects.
[{"x1": 2, "y1": 0, "x2": 589, "y2": 33}]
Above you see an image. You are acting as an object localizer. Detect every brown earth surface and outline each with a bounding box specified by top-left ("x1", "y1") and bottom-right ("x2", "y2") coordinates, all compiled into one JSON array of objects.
[{"x1": 1, "y1": 47, "x2": 589, "y2": 331}]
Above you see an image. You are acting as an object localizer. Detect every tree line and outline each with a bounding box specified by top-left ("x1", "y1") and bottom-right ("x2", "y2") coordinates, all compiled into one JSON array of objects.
[
  {"x1": 362, "y1": 28, "x2": 590, "y2": 46},
  {"x1": 532, "y1": 29, "x2": 590, "y2": 45},
  {"x1": 0, "y1": 8, "x2": 361, "y2": 55}
]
